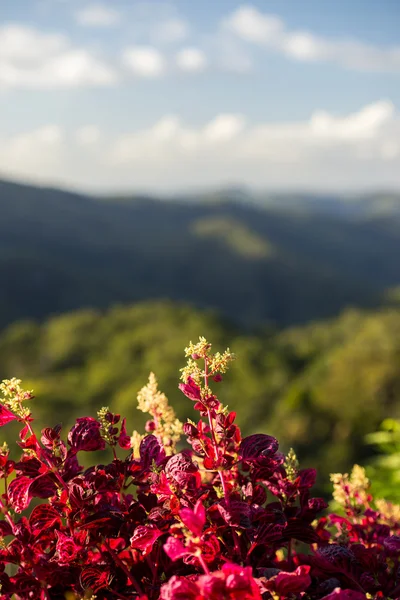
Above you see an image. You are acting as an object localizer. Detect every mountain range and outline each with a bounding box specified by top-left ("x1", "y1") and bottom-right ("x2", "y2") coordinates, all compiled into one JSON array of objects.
[{"x1": 1, "y1": 178, "x2": 400, "y2": 329}]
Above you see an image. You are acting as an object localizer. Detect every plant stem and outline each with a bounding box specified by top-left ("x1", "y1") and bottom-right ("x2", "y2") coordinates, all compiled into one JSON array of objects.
[
  {"x1": 204, "y1": 358, "x2": 218, "y2": 461},
  {"x1": 109, "y1": 590, "x2": 133, "y2": 600},
  {"x1": 207, "y1": 408, "x2": 219, "y2": 458},
  {"x1": 24, "y1": 418, "x2": 69, "y2": 493},
  {"x1": 219, "y1": 469, "x2": 230, "y2": 504},
  {"x1": 151, "y1": 543, "x2": 161, "y2": 588},
  {"x1": 287, "y1": 539, "x2": 292, "y2": 567},
  {"x1": 232, "y1": 529, "x2": 241, "y2": 558},
  {"x1": 203, "y1": 358, "x2": 231, "y2": 506},
  {"x1": 0, "y1": 496, "x2": 17, "y2": 534},
  {"x1": 104, "y1": 539, "x2": 144, "y2": 596},
  {"x1": 198, "y1": 553, "x2": 210, "y2": 575}
]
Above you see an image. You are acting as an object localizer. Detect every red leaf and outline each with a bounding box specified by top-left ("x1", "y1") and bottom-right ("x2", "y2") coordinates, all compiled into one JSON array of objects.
[
  {"x1": 17, "y1": 433, "x2": 39, "y2": 451},
  {"x1": 299, "y1": 468, "x2": 317, "y2": 489},
  {"x1": 130, "y1": 525, "x2": 164, "y2": 555},
  {"x1": 239, "y1": 434, "x2": 279, "y2": 461},
  {"x1": 8, "y1": 476, "x2": 33, "y2": 513},
  {"x1": 68, "y1": 417, "x2": 106, "y2": 452},
  {"x1": 140, "y1": 435, "x2": 166, "y2": 468},
  {"x1": 384, "y1": 535, "x2": 400, "y2": 553},
  {"x1": 203, "y1": 456, "x2": 215, "y2": 470},
  {"x1": 19, "y1": 424, "x2": 30, "y2": 440},
  {"x1": 163, "y1": 536, "x2": 188, "y2": 561},
  {"x1": 178, "y1": 377, "x2": 201, "y2": 401},
  {"x1": 0, "y1": 520, "x2": 13, "y2": 536},
  {"x1": 30, "y1": 474, "x2": 57, "y2": 499},
  {"x1": 226, "y1": 411, "x2": 236, "y2": 426},
  {"x1": 165, "y1": 451, "x2": 200, "y2": 489},
  {"x1": 160, "y1": 576, "x2": 200, "y2": 600},
  {"x1": 118, "y1": 417, "x2": 131, "y2": 450},
  {"x1": 55, "y1": 530, "x2": 80, "y2": 565},
  {"x1": 274, "y1": 565, "x2": 312, "y2": 595},
  {"x1": 29, "y1": 504, "x2": 62, "y2": 536},
  {"x1": 0, "y1": 404, "x2": 16, "y2": 427},
  {"x1": 321, "y1": 590, "x2": 366, "y2": 600},
  {"x1": 217, "y1": 499, "x2": 251, "y2": 528},
  {"x1": 180, "y1": 500, "x2": 206, "y2": 537},
  {"x1": 80, "y1": 567, "x2": 111, "y2": 593}
]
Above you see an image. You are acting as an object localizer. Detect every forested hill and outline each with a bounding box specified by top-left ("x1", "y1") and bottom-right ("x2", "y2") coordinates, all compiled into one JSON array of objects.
[
  {"x1": 1, "y1": 179, "x2": 400, "y2": 329},
  {"x1": 2, "y1": 301, "x2": 400, "y2": 483}
]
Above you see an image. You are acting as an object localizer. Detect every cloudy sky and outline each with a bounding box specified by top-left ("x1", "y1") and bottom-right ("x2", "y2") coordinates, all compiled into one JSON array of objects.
[{"x1": 1, "y1": 0, "x2": 400, "y2": 193}]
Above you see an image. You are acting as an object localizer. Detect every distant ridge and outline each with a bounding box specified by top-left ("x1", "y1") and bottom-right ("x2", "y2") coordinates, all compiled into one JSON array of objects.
[{"x1": 1, "y1": 177, "x2": 400, "y2": 329}]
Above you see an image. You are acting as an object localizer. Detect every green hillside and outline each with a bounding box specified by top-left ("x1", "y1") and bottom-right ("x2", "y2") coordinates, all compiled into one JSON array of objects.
[{"x1": 2, "y1": 300, "x2": 400, "y2": 487}]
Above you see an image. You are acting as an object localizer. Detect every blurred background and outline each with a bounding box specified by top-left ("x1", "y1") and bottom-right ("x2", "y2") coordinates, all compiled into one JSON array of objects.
[{"x1": 1, "y1": 0, "x2": 400, "y2": 493}]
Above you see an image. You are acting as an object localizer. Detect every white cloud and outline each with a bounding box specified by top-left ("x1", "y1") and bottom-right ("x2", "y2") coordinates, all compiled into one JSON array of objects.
[
  {"x1": 75, "y1": 3, "x2": 121, "y2": 27},
  {"x1": 211, "y1": 34, "x2": 253, "y2": 72},
  {"x1": 309, "y1": 101, "x2": 395, "y2": 140},
  {"x1": 224, "y1": 5, "x2": 400, "y2": 72},
  {"x1": 122, "y1": 46, "x2": 165, "y2": 77},
  {"x1": 203, "y1": 114, "x2": 246, "y2": 142},
  {"x1": 0, "y1": 125, "x2": 65, "y2": 183},
  {"x1": 0, "y1": 25, "x2": 66, "y2": 61},
  {"x1": 14, "y1": 125, "x2": 63, "y2": 147},
  {"x1": 75, "y1": 126, "x2": 101, "y2": 146},
  {"x1": 283, "y1": 32, "x2": 323, "y2": 62},
  {"x1": 0, "y1": 25, "x2": 117, "y2": 89},
  {"x1": 1, "y1": 102, "x2": 399, "y2": 191},
  {"x1": 176, "y1": 48, "x2": 207, "y2": 72},
  {"x1": 224, "y1": 6, "x2": 283, "y2": 45},
  {"x1": 150, "y1": 116, "x2": 181, "y2": 142},
  {"x1": 108, "y1": 101, "x2": 400, "y2": 186},
  {"x1": 110, "y1": 113, "x2": 247, "y2": 164},
  {"x1": 380, "y1": 141, "x2": 399, "y2": 160},
  {"x1": 151, "y1": 18, "x2": 189, "y2": 44}
]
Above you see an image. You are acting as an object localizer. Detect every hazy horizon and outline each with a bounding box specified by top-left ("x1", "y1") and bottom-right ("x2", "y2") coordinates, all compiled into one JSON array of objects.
[{"x1": 2, "y1": 172, "x2": 400, "y2": 199}]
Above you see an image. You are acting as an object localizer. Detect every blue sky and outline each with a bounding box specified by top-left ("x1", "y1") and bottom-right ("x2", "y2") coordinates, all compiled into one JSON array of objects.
[{"x1": 0, "y1": 0, "x2": 399, "y2": 192}]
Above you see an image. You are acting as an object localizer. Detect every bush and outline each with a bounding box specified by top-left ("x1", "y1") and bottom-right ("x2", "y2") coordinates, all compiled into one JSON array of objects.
[
  {"x1": 365, "y1": 418, "x2": 400, "y2": 502},
  {"x1": 0, "y1": 338, "x2": 399, "y2": 599}
]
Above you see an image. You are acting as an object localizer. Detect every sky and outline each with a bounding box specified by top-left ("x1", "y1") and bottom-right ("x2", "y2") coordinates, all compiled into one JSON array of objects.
[{"x1": 0, "y1": 0, "x2": 400, "y2": 193}]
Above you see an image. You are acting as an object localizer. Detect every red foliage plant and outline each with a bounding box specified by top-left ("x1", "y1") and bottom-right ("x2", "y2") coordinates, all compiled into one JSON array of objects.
[{"x1": 0, "y1": 337, "x2": 399, "y2": 599}]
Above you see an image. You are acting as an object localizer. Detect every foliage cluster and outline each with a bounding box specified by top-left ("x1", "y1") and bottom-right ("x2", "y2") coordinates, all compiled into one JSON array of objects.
[
  {"x1": 0, "y1": 338, "x2": 400, "y2": 599},
  {"x1": 365, "y1": 419, "x2": 400, "y2": 502}
]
